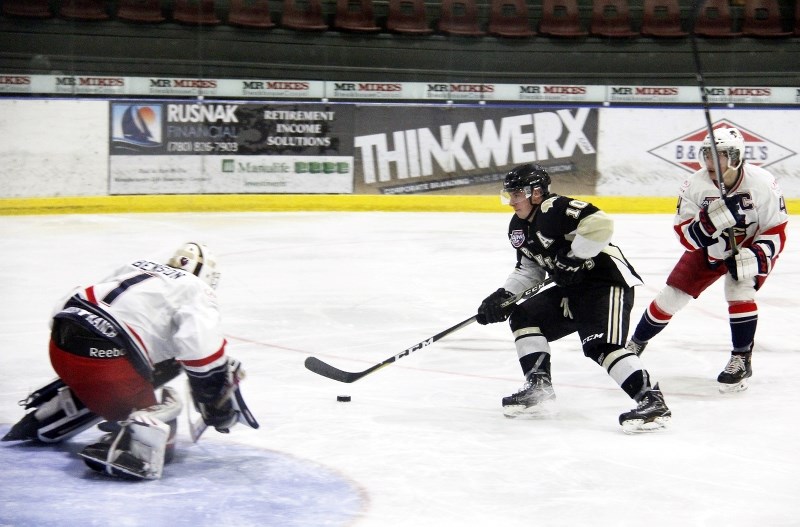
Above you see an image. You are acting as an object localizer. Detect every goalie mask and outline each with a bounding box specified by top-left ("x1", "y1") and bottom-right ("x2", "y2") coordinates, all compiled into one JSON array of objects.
[
  {"x1": 501, "y1": 163, "x2": 551, "y2": 205},
  {"x1": 701, "y1": 127, "x2": 745, "y2": 171},
  {"x1": 167, "y1": 243, "x2": 221, "y2": 290}
]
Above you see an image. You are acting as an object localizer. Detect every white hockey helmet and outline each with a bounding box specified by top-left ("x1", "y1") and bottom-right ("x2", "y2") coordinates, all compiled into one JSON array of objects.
[
  {"x1": 167, "y1": 242, "x2": 221, "y2": 289},
  {"x1": 701, "y1": 127, "x2": 745, "y2": 170}
]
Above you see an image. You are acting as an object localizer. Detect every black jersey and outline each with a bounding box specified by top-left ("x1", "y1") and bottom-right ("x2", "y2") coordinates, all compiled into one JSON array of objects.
[{"x1": 507, "y1": 195, "x2": 643, "y2": 288}]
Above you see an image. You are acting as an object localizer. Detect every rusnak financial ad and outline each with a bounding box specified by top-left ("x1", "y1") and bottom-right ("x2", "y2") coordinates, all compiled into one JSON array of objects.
[{"x1": 109, "y1": 101, "x2": 598, "y2": 195}]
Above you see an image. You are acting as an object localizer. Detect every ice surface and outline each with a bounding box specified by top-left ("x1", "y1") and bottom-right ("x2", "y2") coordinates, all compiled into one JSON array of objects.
[{"x1": 1, "y1": 211, "x2": 798, "y2": 527}]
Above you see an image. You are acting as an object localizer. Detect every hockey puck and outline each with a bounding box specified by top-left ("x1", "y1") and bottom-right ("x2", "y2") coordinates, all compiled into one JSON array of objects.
[{"x1": 336, "y1": 395, "x2": 351, "y2": 402}]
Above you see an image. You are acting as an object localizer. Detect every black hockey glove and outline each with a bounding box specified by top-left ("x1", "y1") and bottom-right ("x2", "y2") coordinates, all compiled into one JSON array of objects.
[
  {"x1": 188, "y1": 362, "x2": 239, "y2": 433},
  {"x1": 553, "y1": 251, "x2": 586, "y2": 287},
  {"x1": 477, "y1": 288, "x2": 516, "y2": 325}
]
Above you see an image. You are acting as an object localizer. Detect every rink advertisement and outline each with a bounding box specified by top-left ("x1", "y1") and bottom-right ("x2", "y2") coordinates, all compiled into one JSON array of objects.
[
  {"x1": 351, "y1": 105, "x2": 599, "y2": 195},
  {"x1": 109, "y1": 101, "x2": 354, "y2": 194}
]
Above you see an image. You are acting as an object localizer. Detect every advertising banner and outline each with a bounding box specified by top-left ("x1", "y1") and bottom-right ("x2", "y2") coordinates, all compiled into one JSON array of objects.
[
  {"x1": 596, "y1": 107, "x2": 800, "y2": 196},
  {"x1": 109, "y1": 101, "x2": 355, "y2": 194},
  {"x1": 352, "y1": 105, "x2": 600, "y2": 195}
]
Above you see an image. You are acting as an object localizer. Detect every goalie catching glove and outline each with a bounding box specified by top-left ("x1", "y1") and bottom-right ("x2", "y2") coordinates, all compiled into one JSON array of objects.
[{"x1": 188, "y1": 357, "x2": 259, "y2": 433}]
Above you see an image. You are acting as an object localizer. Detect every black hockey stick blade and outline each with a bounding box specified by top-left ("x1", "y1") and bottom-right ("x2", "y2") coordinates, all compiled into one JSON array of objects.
[{"x1": 304, "y1": 278, "x2": 554, "y2": 383}]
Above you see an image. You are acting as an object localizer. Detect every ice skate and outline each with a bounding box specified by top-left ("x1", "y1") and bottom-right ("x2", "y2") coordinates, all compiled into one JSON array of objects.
[
  {"x1": 502, "y1": 372, "x2": 556, "y2": 418},
  {"x1": 619, "y1": 383, "x2": 671, "y2": 433},
  {"x1": 624, "y1": 339, "x2": 647, "y2": 357},
  {"x1": 717, "y1": 354, "x2": 752, "y2": 393}
]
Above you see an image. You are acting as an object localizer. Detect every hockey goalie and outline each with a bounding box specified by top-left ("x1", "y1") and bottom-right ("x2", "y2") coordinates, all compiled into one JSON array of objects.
[{"x1": 2, "y1": 243, "x2": 258, "y2": 480}]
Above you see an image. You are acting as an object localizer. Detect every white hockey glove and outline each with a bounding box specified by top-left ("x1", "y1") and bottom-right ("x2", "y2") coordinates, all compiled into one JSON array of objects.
[
  {"x1": 726, "y1": 245, "x2": 769, "y2": 281},
  {"x1": 699, "y1": 197, "x2": 742, "y2": 236}
]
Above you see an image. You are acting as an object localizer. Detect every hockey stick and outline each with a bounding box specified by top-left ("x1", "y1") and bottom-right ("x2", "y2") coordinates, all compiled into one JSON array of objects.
[
  {"x1": 304, "y1": 278, "x2": 555, "y2": 383},
  {"x1": 689, "y1": 0, "x2": 738, "y2": 254}
]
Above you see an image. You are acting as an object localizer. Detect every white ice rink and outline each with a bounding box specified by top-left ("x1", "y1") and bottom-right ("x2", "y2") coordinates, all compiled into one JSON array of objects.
[{"x1": 1, "y1": 210, "x2": 798, "y2": 526}]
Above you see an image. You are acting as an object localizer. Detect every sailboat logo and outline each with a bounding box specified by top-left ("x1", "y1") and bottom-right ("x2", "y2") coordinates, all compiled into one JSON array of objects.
[{"x1": 111, "y1": 104, "x2": 162, "y2": 149}]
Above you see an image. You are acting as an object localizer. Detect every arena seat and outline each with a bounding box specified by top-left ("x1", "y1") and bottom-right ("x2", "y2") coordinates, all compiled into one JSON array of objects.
[
  {"x1": 692, "y1": 0, "x2": 742, "y2": 37},
  {"x1": 59, "y1": 0, "x2": 110, "y2": 20},
  {"x1": 795, "y1": 0, "x2": 800, "y2": 36},
  {"x1": 117, "y1": 0, "x2": 166, "y2": 22},
  {"x1": 437, "y1": 0, "x2": 485, "y2": 36},
  {"x1": 741, "y1": 0, "x2": 791, "y2": 37},
  {"x1": 280, "y1": 0, "x2": 329, "y2": 31},
  {"x1": 173, "y1": 0, "x2": 222, "y2": 25},
  {"x1": 538, "y1": 0, "x2": 588, "y2": 37},
  {"x1": 2, "y1": 0, "x2": 52, "y2": 18},
  {"x1": 590, "y1": 0, "x2": 637, "y2": 37},
  {"x1": 640, "y1": 0, "x2": 687, "y2": 37},
  {"x1": 387, "y1": 0, "x2": 434, "y2": 34},
  {"x1": 488, "y1": 0, "x2": 535, "y2": 38},
  {"x1": 333, "y1": 0, "x2": 381, "y2": 33},
  {"x1": 228, "y1": 0, "x2": 276, "y2": 28}
]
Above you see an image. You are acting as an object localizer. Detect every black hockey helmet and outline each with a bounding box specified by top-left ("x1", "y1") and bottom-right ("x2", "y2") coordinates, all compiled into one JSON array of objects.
[{"x1": 501, "y1": 163, "x2": 551, "y2": 204}]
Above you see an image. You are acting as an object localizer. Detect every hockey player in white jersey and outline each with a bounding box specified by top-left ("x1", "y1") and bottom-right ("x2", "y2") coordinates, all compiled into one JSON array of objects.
[
  {"x1": 3, "y1": 242, "x2": 258, "y2": 479},
  {"x1": 626, "y1": 127, "x2": 789, "y2": 392}
]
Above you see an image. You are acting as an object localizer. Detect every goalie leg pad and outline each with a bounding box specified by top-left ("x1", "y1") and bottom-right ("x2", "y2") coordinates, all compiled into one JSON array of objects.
[
  {"x1": 80, "y1": 387, "x2": 182, "y2": 480},
  {"x1": 2, "y1": 383, "x2": 101, "y2": 443}
]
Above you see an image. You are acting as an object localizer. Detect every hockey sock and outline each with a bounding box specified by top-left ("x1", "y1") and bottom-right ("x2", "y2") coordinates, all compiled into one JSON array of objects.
[
  {"x1": 631, "y1": 301, "x2": 673, "y2": 343},
  {"x1": 520, "y1": 352, "x2": 550, "y2": 377},
  {"x1": 729, "y1": 301, "x2": 757, "y2": 352}
]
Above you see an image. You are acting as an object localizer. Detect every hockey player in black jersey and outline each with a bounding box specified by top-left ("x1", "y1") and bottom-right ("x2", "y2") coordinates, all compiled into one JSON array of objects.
[{"x1": 476, "y1": 163, "x2": 671, "y2": 432}]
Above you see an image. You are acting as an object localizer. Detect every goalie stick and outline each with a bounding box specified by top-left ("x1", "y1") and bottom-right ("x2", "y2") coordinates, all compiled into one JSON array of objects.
[
  {"x1": 689, "y1": 0, "x2": 738, "y2": 254},
  {"x1": 304, "y1": 278, "x2": 555, "y2": 383}
]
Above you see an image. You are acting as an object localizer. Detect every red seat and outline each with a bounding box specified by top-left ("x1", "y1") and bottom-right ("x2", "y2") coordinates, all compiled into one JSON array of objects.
[
  {"x1": 228, "y1": 0, "x2": 275, "y2": 28},
  {"x1": 117, "y1": 0, "x2": 166, "y2": 22},
  {"x1": 173, "y1": 0, "x2": 221, "y2": 25},
  {"x1": 590, "y1": 0, "x2": 637, "y2": 37},
  {"x1": 741, "y1": 0, "x2": 791, "y2": 37},
  {"x1": 488, "y1": 0, "x2": 535, "y2": 37},
  {"x1": 387, "y1": 0, "x2": 434, "y2": 34},
  {"x1": 2, "y1": 0, "x2": 52, "y2": 18},
  {"x1": 334, "y1": 0, "x2": 381, "y2": 32},
  {"x1": 640, "y1": 0, "x2": 687, "y2": 37},
  {"x1": 539, "y1": 0, "x2": 588, "y2": 36},
  {"x1": 693, "y1": 0, "x2": 742, "y2": 37},
  {"x1": 796, "y1": 0, "x2": 800, "y2": 36},
  {"x1": 437, "y1": 0, "x2": 485, "y2": 36},
  {"x1": 281, "y1": 0, "x2": 328, "y2": 30},
  {"x1": 60, "y1": 0, "x2": 110, "y2": 20}
]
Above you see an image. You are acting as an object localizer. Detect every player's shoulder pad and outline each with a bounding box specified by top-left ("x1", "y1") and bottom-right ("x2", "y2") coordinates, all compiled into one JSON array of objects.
[{"x1": 539, "y1": 195, "x2": 565, "y2": 214}]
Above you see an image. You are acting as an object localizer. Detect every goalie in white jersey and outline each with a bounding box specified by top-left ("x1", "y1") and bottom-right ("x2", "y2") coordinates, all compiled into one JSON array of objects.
[
  {"x1": 3, "y1": 242, "x2": 258, "y2": 479},
  {"x1": 626, "y1": 127, "x2": 789, "y2": 392}
]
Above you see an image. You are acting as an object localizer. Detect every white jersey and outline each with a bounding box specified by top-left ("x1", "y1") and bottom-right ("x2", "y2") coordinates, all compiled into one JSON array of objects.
[
  {"x1": 674, "y1": 163, "x2": 788, "y2": 266},
  {"x1": 51, "y1": 259, "x2": 227, "y2": 377}
]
